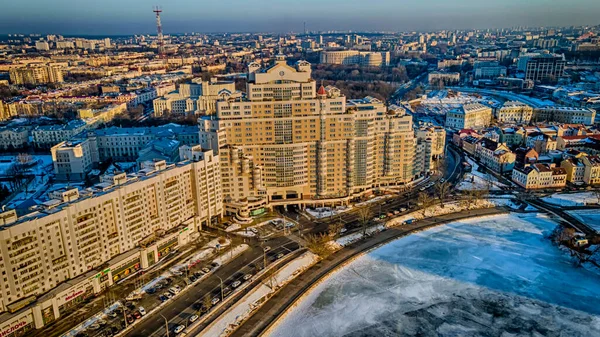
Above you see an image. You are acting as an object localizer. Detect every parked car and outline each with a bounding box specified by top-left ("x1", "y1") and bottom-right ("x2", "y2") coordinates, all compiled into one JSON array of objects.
[
  {"x1": 210, "y1": 262, "x2": 220, "y2": 269},
  {"x1": 211, "y1": 297, "x2": 220, "y2": 305},
  {"x1": 126, "y1": 315, "x2": 134, "y2": 324},
  {"x1": 231, "y1": 280, "x2": 242, "y2": 288},
  {"x1": 164, "y1": 292, "x2": 173, "y2": 299},
  {"x1": 125, "y1": 302, "x2": 135, "y2": 310},
  {"x1": 173, "y1": 325, "x2": 185, "y2": 334},
  {"x1": 145, "y1": 288, "x2": 156, "y2": 294},
  {"x1": 243, "y1": 274, "x2": 253, "y2": 281},
  {"x1": 133, "y1": 311, "x2": 141, "y2": 319},
  {"x1": 169, "y1": 287, "x2": 180, "y2": 295},
  {"x1": 201, "y1": 267, "x2": 211, "y2": 274},
  {"x1": 194, "y1": 271, "x2": 203, "y2": 277},
  {"x1": 249, "y1": 228, "x2": 258, "y2": 233},
  {"x1": 276, "y1": 253, "x2": 284, "y2": 259},
  {"x1": 189, "y1": 275, "x2": 197, "y2": 282},
  {"x1": 159, "y1": 295, "x2": 168, "y2": 302},
  {"x1": 107, "y1": 311, "x2": 117, "y2": 318},
  {"x1": 138, "y1": 307, "x2": 146, "y2": 316},
  {"x1": 189, "y1": 314, "x2": 199, "y2": 323},
  {"x1": 263, "y1": 246, "x2": 271, "y2": 252}
]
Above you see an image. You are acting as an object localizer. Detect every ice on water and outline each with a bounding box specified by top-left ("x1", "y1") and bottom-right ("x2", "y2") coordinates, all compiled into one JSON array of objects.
[{"x1": 268, "y1": 213, "x2": 600, "y2": 337}]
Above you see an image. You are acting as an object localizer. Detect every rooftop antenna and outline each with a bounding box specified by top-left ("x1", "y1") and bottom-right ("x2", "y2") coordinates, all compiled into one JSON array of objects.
[{"x1": 153, "y1": 6, "x2": 164, "y2": 56}]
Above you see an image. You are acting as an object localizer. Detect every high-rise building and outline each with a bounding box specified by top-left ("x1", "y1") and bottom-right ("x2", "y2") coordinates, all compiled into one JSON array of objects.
[
  {"x1": 0, "y1": 150, "x2": 221, "y2": 326},
  {"x1": 35, "y1": 40, "x2": 50, "y2": 51},
  {"x1": 9, "y1": 65, "x2": 63, "y2": 85},
  {"x1": 203, "y1": 57, "x2": 416, "y2": 216}
]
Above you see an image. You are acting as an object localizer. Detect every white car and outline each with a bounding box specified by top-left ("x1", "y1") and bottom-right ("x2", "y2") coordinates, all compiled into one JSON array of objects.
[
  {"x1": 250, "y1": 228, "x2": 258, "y2": 233},
  {"x1": 138, "y1": 307, "x2": 146, "y2": 316},
  {"x1": 231, "y1": 280, "x2": 241, "y2": 288},
  {"x1": 263, "y1": 246, "x2": 271, "y2": 252},
  {"x1": 243, "y1": 274, "x2": 253, "y2": 281},
  {"x1": 174, "y1": 325, "x2": 185, "y2": 334},
  {"x1": 211, "y1": 297, "x2": 220, "y2": 305},
  {"x1": 169, "y1": 287, "x2": 180, "y2": 295},
  {"x1": 189, "y1": 314, "x2": 199, "y2": 323}
]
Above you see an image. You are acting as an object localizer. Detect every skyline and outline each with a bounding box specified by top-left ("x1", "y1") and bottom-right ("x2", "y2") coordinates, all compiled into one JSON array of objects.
[{"x1": 1, "y1": 0, "x2": 599, "y2": 35}]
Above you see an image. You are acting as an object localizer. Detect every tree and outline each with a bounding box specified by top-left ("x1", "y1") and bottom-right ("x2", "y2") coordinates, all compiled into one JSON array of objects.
[
  {"x1": 435, "y1": 182, "x2": 452, "y2": 207},
  {"x1": 202, "y1": 294, "x2": 213, "y2": 310},
  {"x1": 328, "y1": 221, "x2": 344, "y2": 239},
  {"x1": 418, "y1": 192, "x2": 432, "y2": 217},
  {"x1": 305, "y1": 233, "x2": 334, "y2": 258},
  {"x1": 358, "y1": 207, "x2": 373, "y2": 238}
]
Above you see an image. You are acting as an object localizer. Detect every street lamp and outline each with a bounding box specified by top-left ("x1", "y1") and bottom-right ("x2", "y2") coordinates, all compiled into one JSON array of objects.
[
  {"x1": 216, "y1": 275, "x2": 224, "y2": 302},
  {"x1": 160, "y1": 314, "x2": 170, "y2": 337}
]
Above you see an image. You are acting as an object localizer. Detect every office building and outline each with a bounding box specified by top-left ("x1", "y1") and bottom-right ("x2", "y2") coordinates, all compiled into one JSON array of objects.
[
  {"x1": 496, "y1": 101, "x2": 534, "y2": 124},
  {"x1": 533, "y1": 106, "x2": 596, "y2": 124},
  {"x1": 320, "y1": 50, "x2": 390, "y2": 66},
  {"x1": 521, "y1": 54, "x2": 565, "y2": 83}
]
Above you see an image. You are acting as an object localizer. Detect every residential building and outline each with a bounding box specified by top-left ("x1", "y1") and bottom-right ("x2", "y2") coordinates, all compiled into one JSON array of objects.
[
  {"x1": 445, "y1": 103, "x2": 492, "y2": 130},
  {"x1": 582, "y1": 155, "x2": 600, "y2": 185},
  {"x1": 428, "y1": 72, "x2": 460, "y2": 85},
  {"x1": 496, "y1": 101, "x2": 534, "y2": 124},
  {"x1": 35, "y1": 41, "x2": 50, "y2": 51},
  {"x1": 556, "y1": 134, "x2": 600, "y2": 155},
  {"x1": 473, "y1": 61, "x2": 507, "y2": 79},
  {"x1": 475, "y1": 138, "x2": 516, "y2": 173},
  {"x1": 561, "y1": 156, "x2": 587, "y2": 184},
  {"x1": 415, "y1": 126, "x2": 446, "y2": 176},
  {"x1": 512, "y1": 163, "x2": 567, "y2": 189},
  {"x1": 51, "y1": 139, "x2": 94, "y2": 180},
  {"x1": 0, "y1": 152, "x2": 221, "y2": 330},
  {"x1": 320, "y1": 50, "x2": 390, "y2": 66},
  {"x1": 78, "y1": 103, "x2": 127, "y2": 125},
  {"x1": 32, "y1": 120, "x2": 87, "y2": 149},
  {"x1": 525, "y1": 132, "x2": 557, "y2": 154},
  {"x1": 9, "y1": 65, "x2": 64, "y2": 85},
  {"x1": 533, "y1": 106, "x2": 596, "y2": 124},
  {"x1": 514, "y1": 147, "x2": 539, "y2": 168},
  {"x1": 206, "y1": 57, "x2": 417, "y2": 217},
  {"x1": 0, "y1": 127, "x2": 29, "y2": 150}
]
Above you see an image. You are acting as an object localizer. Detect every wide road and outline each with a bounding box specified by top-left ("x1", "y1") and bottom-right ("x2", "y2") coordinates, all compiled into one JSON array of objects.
[
  {"x1": 230, "y1": 207, "x2": 507, "y2": 337},
  {"x1": 124, "y1": 236, "x2": 299, "y2": 337}
]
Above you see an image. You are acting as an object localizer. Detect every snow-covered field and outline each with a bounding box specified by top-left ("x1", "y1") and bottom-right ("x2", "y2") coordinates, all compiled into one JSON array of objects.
[
  {"x1": 567, "y1": 209, "x2": 600, "y2": 232},
  {"x1": 268, "y1": 213, "x2": 600, "y2": 337},
  {"x1": 542, "y1": 192, "x2": 599, "y2": 206},
  {"x1": 457, "y1": 157, "x2": 507, "y2": 191}
]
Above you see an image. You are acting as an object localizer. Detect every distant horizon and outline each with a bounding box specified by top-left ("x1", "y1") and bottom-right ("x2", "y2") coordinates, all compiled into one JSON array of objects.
[{"x1": 1, "y1": 0, "x2": 599, "y2": 36}]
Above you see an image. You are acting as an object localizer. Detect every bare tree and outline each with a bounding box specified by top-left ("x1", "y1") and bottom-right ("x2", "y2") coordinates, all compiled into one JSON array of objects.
[
  {"x1": 305, "y1": 233, "x2": 334, "y2": 258},
  {"x1": 436, "y1": 157, "x2": 449, "y2": 178},
  {"x1": 435, "y1": 182, "x2": 452, "y2": 207},
  {"x1": 202, "y1": 293, "x2": 213, "y2": 310},
  {"x1": 418, "y1": 192, "x2": 432, "y2": 217},
  {"x1": 358, "y1": 207, "x2": 373, "y2": 238},
  {"x1": 328, "y1": 221, "x2": 344, "y2": 239}
]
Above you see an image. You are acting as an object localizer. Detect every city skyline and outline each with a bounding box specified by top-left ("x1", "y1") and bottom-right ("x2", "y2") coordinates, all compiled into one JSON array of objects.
[{"x1": 1, "y1": 0, "x2": 599, "y2": 35}]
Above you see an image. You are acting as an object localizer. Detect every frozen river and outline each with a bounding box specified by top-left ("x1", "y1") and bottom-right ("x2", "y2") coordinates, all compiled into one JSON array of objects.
[{"x1": 267, "y1": 213, "x2": 600, "y2": 337}]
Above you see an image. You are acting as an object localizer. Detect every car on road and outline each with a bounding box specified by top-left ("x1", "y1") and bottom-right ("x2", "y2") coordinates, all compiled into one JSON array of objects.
[
  {"x1": 400, "y1": 208, "x2": 407, "y2": 212},
  {"x1": 243, "y1": 274, "x2": 253, "y2": 281},
  {"x1": 223, "y1": 287, "x2": 232, "y2": 297},
  {"x1": 231, "y1": 280, "x2": 241, "y2": 288},
  {"x1": 210, "y1": 262, "x2": 220, "y2": 269},
  {"x1": 163, "y1": 292, "x2": 173, "y2": 299},
  {"x1": 189, "y1": 314, "x2": 199, "y2": 323},
  {"x1": 201, "y1": 267, "x2": 210, "y2": 273},
  {"x1": 159, "y1": 295, "x2": 168, "y2": 302},
  {"x1": 211, "y1": 297, "x2": 220, "y2": 305},
  {"x1": 276, "y1": 253, "x2": 284, "y2": 259},
  {"x1": 340, "y1": 227, "x2": 347, "y2": 233},
  {"x1": 173, "y1": 325, "x2": 185, "y2": 334},
  {"x1": 138, "y1": 307, "x2": 146, "y2": 316},
  {"x1": 263, "y1": 246, "x2": 271, "y2": 252}
]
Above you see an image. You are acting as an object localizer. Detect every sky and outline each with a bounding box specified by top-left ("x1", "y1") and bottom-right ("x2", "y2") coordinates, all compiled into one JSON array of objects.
[{"x1": 0, "y1": 0, "x2": 599, "y2": 35}]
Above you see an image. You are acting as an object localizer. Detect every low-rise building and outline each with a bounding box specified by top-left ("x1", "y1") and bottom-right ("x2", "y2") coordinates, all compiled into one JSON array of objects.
[
  {"x1": 496, "y1": 101, "x2": 534, "y2": 124},
  {"x1": 446, "y1": 103, "x2": 492, "y2": 130},
  {"x1": 32, "y1": 120, "x2": 87, "y2": 149},
  {"x1": 475, "y1": 138, "x2": 515, "y2": 173},
  {"x1": 428, "y1": 71, "x2": 460, "y2": 85},
  {"x1": 78, "y1": 103, "x2": 126, "y2": 125},
  {"x1": 533, "y1": 106, "x2": 596, "y2": 124},
  {"x1": 512, "y1": 163, "x2": 567, "y2": 189},
  {"x1": 561, "y1": 156, "x2": 587, "y2": 184},
  {"x1": 51, "y1": 139, "x2": 94, "y2": 180},
  {"x1": 582, "y1": 155, "x2": 600, "y2": 185},
  {"x1": 0, "y1": 127, "x2": 29, "y2": 150}
]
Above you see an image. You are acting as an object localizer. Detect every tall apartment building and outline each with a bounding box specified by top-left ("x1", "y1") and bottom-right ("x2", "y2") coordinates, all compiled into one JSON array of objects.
[
  {"x1": 204, "y1": 57, "x2": 416, "y2": 216},
  {"x1": 521, "y1": 54, "x2": 565, "y2": 83},
  {"x1": 445, "y1": 103, "x2": 492, "y2": 130},
  {"x1": 9, "y1": 65, "x2": 64, "y2": 85},
  {"x1": 35, "y1": 41, "x2": 50, "y2": 51},
  {"x1": 533, "y1": 106, "x2": 596, "y2": 124},
  {"x1": 415, "y1": 126, "x2": 447, "y2": 176},
  {"x1": 320, "y1": 50, "x2": 390, "y2": 66},
  {"x1": 0, "y1": 152, "x2": 221, "y2": 333},
  {"x1": 496, "y1": 101, "x2": 534, "y2": 124}
]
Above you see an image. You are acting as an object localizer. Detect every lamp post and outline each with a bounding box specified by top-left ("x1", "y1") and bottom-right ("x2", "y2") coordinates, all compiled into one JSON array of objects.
[
  {"x1": 216, "y1": 275, "x2": 224, "y2": 301},
  {"x1": 160, "y1": 314, "x2": 170, "y2": 337}
]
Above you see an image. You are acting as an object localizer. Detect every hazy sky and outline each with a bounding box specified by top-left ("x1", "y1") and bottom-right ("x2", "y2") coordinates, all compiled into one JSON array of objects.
[{"x1": 1, "y1": 0, "x2": 599, "y2": 35}]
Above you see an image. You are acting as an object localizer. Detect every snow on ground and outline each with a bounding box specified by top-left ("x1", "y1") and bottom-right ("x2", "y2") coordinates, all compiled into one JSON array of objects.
[
  {"x1": 198, "y1": 252, "x2": 318, "y2": 337},
  {"x1": 212, "y1": 244, "x2": 249, "y2": 266},
  {"x1": 542, "y1": 192, "x2": 600, "y2": 206},
  {"x1": 268, "y1": 213, "x2": 600, "y2": 337},
  {"x1": 457, "y1": 156, "x2": 507, "y2": 191},
  {"x1": 567, "y1": 209, "x2": 600, "y2": 232},
  {"x1": 205, "y1": 237, "x2": 231, "y2": 249},
  {"x1": 306, "y1": 206, "x2": 352, "y2": 219}
]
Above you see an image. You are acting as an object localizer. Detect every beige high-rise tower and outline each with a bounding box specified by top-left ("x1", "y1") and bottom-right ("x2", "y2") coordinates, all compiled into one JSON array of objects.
[{"x1": 204, "y1": 56, "x2": 416, "y2": 211}]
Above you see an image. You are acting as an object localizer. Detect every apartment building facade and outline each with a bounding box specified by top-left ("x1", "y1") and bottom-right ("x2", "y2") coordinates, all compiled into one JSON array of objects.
[
  {"x1": 9, "y1": 65, "x2": 64, "y2": 85},
  {"x1": 496, "y1": 101, "x2": 534, "y2": 124},
  {"x1": 533, "y1": 106, "x2": 596, "y2": 124},
  {"x1": 446, "y1": 103, "x2": 492, "y2": 130},
  {"x1": 0, "y1": 153, "x2": 221, "y2": 333},
  {"x1": 512, "y1": 163, "x2": 567, "y2": 189}
]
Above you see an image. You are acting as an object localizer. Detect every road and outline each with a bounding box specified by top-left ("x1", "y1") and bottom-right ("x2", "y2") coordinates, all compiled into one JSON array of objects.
[
  {"x1": 230, "y1": 207, "x2": 507, "y2": 337},
  {"x1": 124, "y1": 236, "x2": 299, "y2": 337}
]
